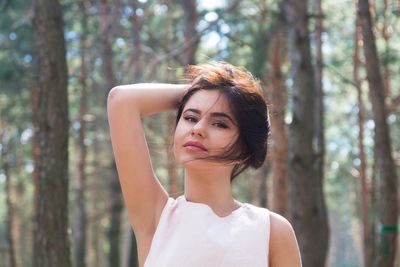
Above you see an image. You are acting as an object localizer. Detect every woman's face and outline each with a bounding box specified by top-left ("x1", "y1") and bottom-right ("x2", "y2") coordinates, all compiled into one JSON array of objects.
[{"x1": 173, "y1": 90, "x2": 239, "y2": 168}]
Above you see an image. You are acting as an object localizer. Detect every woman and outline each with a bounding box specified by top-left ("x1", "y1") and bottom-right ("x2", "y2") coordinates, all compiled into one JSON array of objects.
[{"x1": 107, "y1": 62, "x2": 302, "y2": 267}]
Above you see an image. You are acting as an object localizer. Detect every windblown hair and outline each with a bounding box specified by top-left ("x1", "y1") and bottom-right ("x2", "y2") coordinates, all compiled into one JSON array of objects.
[{"x1": 175, "y1": 62, "x2": 270, "y2": 180}]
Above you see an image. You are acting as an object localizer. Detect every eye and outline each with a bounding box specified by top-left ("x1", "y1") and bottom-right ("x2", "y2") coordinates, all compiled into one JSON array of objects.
[
  {"x1": 213, "y1": 121, "x2": 229, "y2": 129},
  {"x1": 183, "y1": 115, "x2": 198, "y2": 123}
]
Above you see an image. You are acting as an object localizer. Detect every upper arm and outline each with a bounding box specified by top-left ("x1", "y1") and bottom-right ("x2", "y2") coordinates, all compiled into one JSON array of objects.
[
  {"x1": 269, "y1": 212, "x2": 302, "y2": 267},
  {"x1": 107, "y1": 87, "x2": 169, "y2": 235}
]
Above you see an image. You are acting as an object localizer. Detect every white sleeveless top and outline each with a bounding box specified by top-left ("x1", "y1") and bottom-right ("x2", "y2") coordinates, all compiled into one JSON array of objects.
[{"x1": 144, "y1": 195, "x2": 270, "y2": 267}]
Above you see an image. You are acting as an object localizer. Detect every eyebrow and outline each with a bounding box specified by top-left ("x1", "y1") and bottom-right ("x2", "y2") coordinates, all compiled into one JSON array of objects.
[{"x1": 183, "y1": 108, "x2": 235, "y2": 123}]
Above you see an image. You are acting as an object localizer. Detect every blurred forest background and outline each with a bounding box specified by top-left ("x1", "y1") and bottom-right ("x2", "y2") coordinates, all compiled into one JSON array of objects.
[{"x1": 1, "y1": 0, "x2": 400, "y2": 266}]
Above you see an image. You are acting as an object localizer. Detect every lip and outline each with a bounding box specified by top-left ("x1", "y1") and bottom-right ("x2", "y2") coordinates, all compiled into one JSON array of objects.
[{"x1": 183, "y1": 141, "x2": 208, "y2": 151}]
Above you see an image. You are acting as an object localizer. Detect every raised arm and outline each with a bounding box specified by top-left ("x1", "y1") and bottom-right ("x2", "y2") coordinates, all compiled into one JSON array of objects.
[{"x1": 107, "y1": 83, "x2": 188, "y2": 236}]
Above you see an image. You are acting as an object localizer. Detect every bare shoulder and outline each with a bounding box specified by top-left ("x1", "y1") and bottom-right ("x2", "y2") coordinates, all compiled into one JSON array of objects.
[
  {"x1": 269, "y1": 212, "x2": 302, "y2": 267},
  {"x1": 269, "y1": 212, "x2": 295, "y2": 238}
]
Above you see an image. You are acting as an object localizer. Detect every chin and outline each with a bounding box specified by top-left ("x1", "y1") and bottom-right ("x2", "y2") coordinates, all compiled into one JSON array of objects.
[
  {"x1": 181, "y1": 157, "x2": 231, "y2": 172},
  {"x1": 177, "y1": 156, "x2": 205, "y2": 167}
]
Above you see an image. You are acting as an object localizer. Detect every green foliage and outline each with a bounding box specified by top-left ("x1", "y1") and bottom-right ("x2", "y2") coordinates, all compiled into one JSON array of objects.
[{"x1": 0, "y1": 0, "x2": 33, "y2": 93}]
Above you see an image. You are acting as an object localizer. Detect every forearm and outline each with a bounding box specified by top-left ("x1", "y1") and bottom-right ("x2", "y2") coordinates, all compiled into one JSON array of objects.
[{"x1": 107, "y1": 83, "x2": 189, "y2": 117}]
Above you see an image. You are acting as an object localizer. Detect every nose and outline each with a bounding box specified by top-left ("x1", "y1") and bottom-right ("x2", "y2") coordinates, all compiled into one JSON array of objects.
[{"x1": 191, "y1": 119, "x2": 206, "y2": 138}]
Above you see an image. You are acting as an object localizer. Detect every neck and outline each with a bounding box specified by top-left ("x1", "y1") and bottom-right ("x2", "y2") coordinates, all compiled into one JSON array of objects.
[{"x1": 183, "y1": 167, "x2": 239, "y2": 216}]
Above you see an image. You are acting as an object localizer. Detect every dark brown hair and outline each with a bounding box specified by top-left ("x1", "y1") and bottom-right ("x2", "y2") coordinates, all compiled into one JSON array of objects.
[{"x1": 176, "y1": 62, "x2": 270, "y2": 180}]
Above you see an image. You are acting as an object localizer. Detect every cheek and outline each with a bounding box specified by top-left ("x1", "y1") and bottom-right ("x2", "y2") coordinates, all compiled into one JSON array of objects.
[
  {"x1": 173, "y1": 120, "x2": 185, "y2": 154},
  {"x1": 174, "y1": 120, "x2": 184, "y2": 140},
  {"x1": 174, "y1": 118, "x2": 192, "y2": 138},
  {"x1": 220, "y1": 132, "x2": 240, "y2": 148}
]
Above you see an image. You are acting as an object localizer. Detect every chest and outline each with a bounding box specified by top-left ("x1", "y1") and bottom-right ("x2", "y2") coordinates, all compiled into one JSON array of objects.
[{"x1": 144, "y1": 205, "x2": 269, "y2": 267}]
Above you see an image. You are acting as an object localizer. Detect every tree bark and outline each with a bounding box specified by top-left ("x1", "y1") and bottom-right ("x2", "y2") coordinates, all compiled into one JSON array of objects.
[
  {"x1": 268, "y1": 23, "x2": 288, "y2": 217},
  {"x1": 73, "y1": 0, "x2": 89, "y2": 266},
  {"x1": 0, "y1": 129, "x2": 17, "y2": 267},
  {"x1": 313, "y1": 0, "x2": 330, "y2": 263},
  {"x1": 282, "y1": 0, "x2": 329, "y2": 265},
  {"x1": 250, "y1": 0, "x2": 270, "y2": 80},
  {"x1": 31, "y1": 0, "x2": 71, "y2": 265},
  {"x1": 381, "y1": 0, "x2": 391, "y2": 97},
  {"x1": 357, "y1": 1, "x2": 398, "y2": 266},
  {"x1": 353, "y1": 5, "x2": 373, "y2": 266},
  {"x1": 257, "y1": 165, "x2": 270, "y2": 208},
  {"x1": 88, "y1": 138, "x2": 102, "y2": 267},
  {"x1": 99, "y1": 0, "x2": 116, "y2": 100},
  {"x1": 108, "y1": 165, "x2": 124, "y2": 267},
  {"x1": 180, "y1": 0, "x2": 198, "y2": 65},
  {"x1": 5, "y1": 166, "x2": 17, "y2": 267},
  {"x1": 99, "y1": 1, "x2": 124, "y2": 266},
  {"x1": 130, "y1": 0, "x2": 143, "y2": 81}
]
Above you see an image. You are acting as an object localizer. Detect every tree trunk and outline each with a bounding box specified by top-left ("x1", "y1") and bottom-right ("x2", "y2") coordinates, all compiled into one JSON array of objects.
[
  {"x1": 282, "y1": 0, "x2": 329, "y2": 265},
  {"x1": 268, "y1": 23, "x2": 288, "y2": 217},
  {"x1": 353, "y1": 5, "x2": 373, "y2": 266},
  {"x1": 99, "y1": 0, "x2": 116, "y2": 99},
  {"x1": 89, "y1": 137, "x2": 102, "y2": 267},
  {"x1": 313, "y1": 0, "x2": 330, "y2": 263},
  {"x1": 257, "y1": 165, "x2": 270, "y2": 208},
  {"x1": 31, "y1": 0, "x2": 71, "y2": 265},
  {"x1": 250, "y1": 1, "x2": 270, "y2": 80},
  {"x1": 130, "y1": 0, "x2": 143, "y2": 81},
  {"x1": 99, "y1": 1, "x2": 124, "y2": 266},
  {"x1": 73, "y1": 0, "x2": 89, "y2": 266},
  {"x1": 357, "y1": 1, "x2": 398, "y2": 266},
  {"x1": 108, "y1": 166, "x2": 124, "y2": 267},
  {"x1": 381, "y1": 0, "x2": 391, "y2": 97},
  {"x1": 0, "y1": 129, "x2": 17, "y2": 267},
  {"x1": 180, "y1": 0, "x2": 198, "y2": 65},
  {"x1": 5, "y1": 166, "x2": 17, "y2": 267}
]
